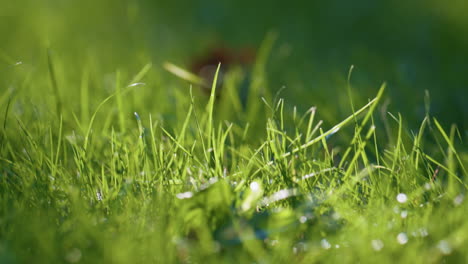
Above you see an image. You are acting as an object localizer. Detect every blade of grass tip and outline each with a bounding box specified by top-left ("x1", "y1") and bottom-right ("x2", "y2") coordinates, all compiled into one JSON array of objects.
[
  {"x1": 252, "y1": 31, "x2": 277, "y2": 86},
  {"x1": 421, "y1": 152, "x2": 467, "y2": 188},
  {"x1": 177, "y1": 103, "x2": 193, "y2": 143},
  {"x1": 305, "y1": 107, "x2": 317, "y2": 142},
  {"x1": 278, "y1": 98, "x2": 285, "y2": 131},
  {"x1": 288, "y1": 91, "x2": 382, "y2": 156},
  {"x1": 389, "y1": 113, "x2": 404, "y2": 176},
  {"x1": 47, "y1": 49, "x2": 62, "y2": 116},
  {"x1": 3, "y1": 97, "x2": 12, "y2": 131},
  {"x1": 339, "y1": 83, "x2": 386, "y2": 167},
  {"x1": 129, "y1": 63, "x2": 152, "y2": 85},
  {"x1": 247, "y1": 32, "x2": 277, "y2": 122},
  {"x1": 252, "y1": 94, "x2": 380, "y2": 176},
  {"x1": 134, "y1": 112, "x2": 144, "y2": 139},
  {"x1": 369, "y1": 114, "x2": 383, "y2": 179},
  {"x1": 54, "y1": 115, "x2": 63, "y2": 170},
  {"x1": 433, "y1": 118, "x2": 467, "y2": 176},
  {"x1": 448, "y1": 124, "x2": 458, "y2": 193},
  {"x1": 413, "y1": 116, "x2": 428, "y2": 170},
  {"x1": 343, "y1": 125, "x2": 376, "y2": 180},
  {"x1": 252, "y1": 97, "x2": 380, "y2": 175},
  {"x1": 242, "y1": 123, "x2": 250, "y2": 142},
  {"x1": 49, "y1": 115, "x2": 63, "y2": 179},
  {"x1": 84, "y1": 84, "x2": 139, "y2": 151},
  {"x1": 206, "y1": 63, "x2": 221, "y2": 149},
  {"x1": 160, "y1": 126, "x2": 192, "y2": 157},
  {"x1": 71, "y1": 111, "x2": 85, "y2": 135},
  {"x1": 148, "y1": 114, "x2": 162, "y2": 173},
  {"x1": 189, "y1": 86, "x2": 208, "y2": 163},
  {"x1": 0, "y1": 85, "x2": 12, "y2": 109},
  {"x1": 319, "y1": 128, "x2": 332, "y2": 164},
  {"x1": 346, "y1": 65, "x2": 357, "y2": 115},
  {"x1": 80, "y1": 69, "x2": 90, "y2": 125},
  {"x1": 163, "y1": 62, "x2": 207, "y2": 87},
  {"x1": 115, "y1": 70, "x2": 126, "y2": 133}
]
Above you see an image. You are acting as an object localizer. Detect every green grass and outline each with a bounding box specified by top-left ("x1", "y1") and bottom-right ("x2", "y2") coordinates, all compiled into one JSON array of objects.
[
  {"x1": 1, "y1": 1, "x2": 468, "y2": 263},
  {"x1": 1, "y1": 56, "x2": 467, "y2": 263}
]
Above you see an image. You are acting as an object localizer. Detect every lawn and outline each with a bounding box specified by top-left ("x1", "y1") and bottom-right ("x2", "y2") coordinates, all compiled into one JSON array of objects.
[{"x1": 1, "y1": 1, "x2": 467, "y2": 263}]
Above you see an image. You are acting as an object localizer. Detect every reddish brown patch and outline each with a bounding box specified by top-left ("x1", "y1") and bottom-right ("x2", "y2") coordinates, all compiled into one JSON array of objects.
[{"x1": 190, "y1": 46, "x2": 256, "y2": 95}]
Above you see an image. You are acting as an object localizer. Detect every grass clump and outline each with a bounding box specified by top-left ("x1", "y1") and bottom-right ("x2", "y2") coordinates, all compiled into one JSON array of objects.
[{"x1": 0, "y1": 49, "x2": 467, "y2": 263}]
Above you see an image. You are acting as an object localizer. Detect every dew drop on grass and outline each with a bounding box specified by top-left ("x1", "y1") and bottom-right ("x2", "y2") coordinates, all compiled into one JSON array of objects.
[
  {"x1": 400, "y1": 210, "x2": 408, "y2": 219},
  {"x1": 176, "y1": 192, "x2": 193, "y2": 199},
  {"x1": 397, "y1": 233, "x2": 408, "y2": 245},
  {"x1": 437, "y1": 240, "x2": 452, "y2": 255},
  {"x1": 418, "y1": 228, "x2": 429, "y2": 237},
  {"x1": 371, "y1": 239, "x2": 384, "y2": 251},
  {"x1": 134, "y1": 112, "x2": 141, "y2": 121},
  {"x1": 424, "y1": 183, "x2": 432, "y2": 190},
  {"x1": 293, "y1": 242, "x2": 307, "y2": 254},
  {"x1": 320, "y1": 239, "x2": 331, "y2": 249},
  {"x1": 454, "y1": 194, "x2": 464, "y2": 206},
  {"x1": 65, "y1": 248, "x2": 82, "y2": 263},
  {"x1": 332, "y1": 211, "x2": 341, "y2": 220},
  {"x1": 128, "y1": 82, "x2": 145, "y2": 87},
  {"x1": 396, "y1": 193, "x2": 408, "y2": 203},
  {"x1": 299, "y1": 216, "x2": 307, "y2": 223},
  {"x1": 250, "y1": 181, "x2": 260, "y2": 192},
  {"x1": 96, "y1": 191, "x2": 103, "y2": 201},
  {"x1": 293, "y1": 247, "x2": 298, "y2": 255}
]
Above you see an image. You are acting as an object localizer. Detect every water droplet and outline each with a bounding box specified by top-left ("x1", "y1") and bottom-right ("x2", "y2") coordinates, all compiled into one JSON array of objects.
[
  {"x1": 320, "y1": 239, "x2": 331, "y2": 249},
  {"x1": 371, "y1": 239, "x2": 384, "y2": 251},
  {"x1": 397, "y1": 233, "x2": 408, "y2": 245},
  {"x1": 299, "y1": 216, "x2": 307, "y2": 223},
  {"x1": 209, "y1": 177, "x2": 218, "y2": 184},
  {"x1": 250, "y1": 181, "x2": 260, "y2": 192},
  {"x1": 65, "y1": 248, "x2": 82, "y2": 263},
  {"x1": 176, "y1": 192, "x2": 193, "y2": 199},
  {"x1": 260, "y1": 188, "x2": 298, "y2": 205},
  {"x1": 424, "y1": 183, "x2": 432, "y2": 190},
  {"x1": 418, "y1": 228, "x2": 429, "y2": 237},
  {"x1": 127, "y1": 82, "x2": 145, "y2": 87},
  {"x1": 454, "y1": 194, "x2": 464, "y2": 206},
  {"x1": 332, "y1": 211, "x2": 341, "y2": 220},
  {"x1": 437, "y1": 240, "x2": 452, "y2": 255},
  {"x1": 400, "y1": 210, "x2": 408, "y2": 219},
  {"x1": 96, "y1": 191, "x2": 103, "y2": 201},
  {"x1": 134, "y1": 112, "x2": 141, "y2": 121},
  {"x1": 292, "y1": 246, "x2": 298, "y2": 254},
  {"x1": 293, "y1": 242, "x2": 307, "y2": 254},
  {"x1": 396, "y1": 193, "x2": 408, "y2": 203}
]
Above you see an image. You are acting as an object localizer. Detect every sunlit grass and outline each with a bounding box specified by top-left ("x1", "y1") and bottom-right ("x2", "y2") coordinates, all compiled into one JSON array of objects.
[
  {"x1": 1, "y1": 3, "x2": 467, "y2": 263},
  {"x1": 1, "y1": 49, "x2": 467, "y2": 263}
]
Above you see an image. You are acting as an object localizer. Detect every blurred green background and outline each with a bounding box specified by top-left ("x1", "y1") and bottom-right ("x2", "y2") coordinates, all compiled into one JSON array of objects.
[{"x1": 1, "y1": 0, "x2": 467, "y2": 132}]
